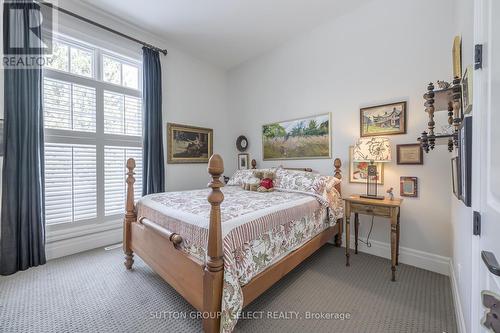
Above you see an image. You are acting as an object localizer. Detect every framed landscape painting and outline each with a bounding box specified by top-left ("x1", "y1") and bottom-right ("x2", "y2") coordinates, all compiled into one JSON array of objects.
[
  {"x1": 262, "y1": 113, "x2": 331, "y2": 160},
  {"x1": 349, "y1": 146, "x2": 384, "y2": 185},
  {"x1": 167, "y1": 123, "x2": 213, "y2": 164},
  {"x1": 360, "y1": 101, "x2": 407, "y2": 137}
]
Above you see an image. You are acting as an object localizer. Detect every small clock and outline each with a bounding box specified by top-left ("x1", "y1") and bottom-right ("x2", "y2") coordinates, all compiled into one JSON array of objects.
[{"x1": 236, "y1": 135, "x2": 248, "y2": 152}]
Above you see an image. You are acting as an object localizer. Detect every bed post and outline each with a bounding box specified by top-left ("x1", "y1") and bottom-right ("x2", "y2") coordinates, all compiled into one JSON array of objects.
[
  {"x1": 124, "y1": 158, "x2": 136, "y2": 270},
  {"x1": 333, "y1": 158, "x2": 343, "y2": 248},
  {"x1": 203, "y1": 154, "x2": 225, "y2": 333}
]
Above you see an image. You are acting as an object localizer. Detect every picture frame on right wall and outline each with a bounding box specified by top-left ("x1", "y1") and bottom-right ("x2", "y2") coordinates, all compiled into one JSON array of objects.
[
  {"x1": 451, "y1": 156, "x2": 461, "y2": 199},
  {"x1": 462, "y1": 65, "x2": 473, "y2": 114},
  {"x1": 400, "y1": 177, "x2": 418, "y2": 197},
  {"x1": 458, "y1": 116, "x2": 472, "y2": 207},
  {"x1": 397, "y1": 144, "x2": 423, "y2": 165}
]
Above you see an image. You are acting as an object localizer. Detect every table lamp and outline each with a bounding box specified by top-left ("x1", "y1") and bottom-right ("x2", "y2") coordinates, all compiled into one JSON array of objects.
[{"x1": 353, "y1": 137, "x2": 392, "y2": 200}]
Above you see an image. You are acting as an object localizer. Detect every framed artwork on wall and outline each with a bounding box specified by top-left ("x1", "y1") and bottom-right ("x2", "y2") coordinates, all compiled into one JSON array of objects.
[
  {"x1": 396, "y1": 144, "x2": 423, "y2": 165},
  {"x1": 262, "y1": 113, "x2": 331, "y2": 160},
  {"x1": 452, "y1": 35, "x2": 462, "y2": 78},
  {"x1": 238, "y1": 153, "x2": 249, "y2": 170},
  {"x1": 451, "y1": 157, "x2": 461, "y2": 199},
  {"x1": 167, "y1": 123, "x2": 213, "y2": 164},
  {"x1": 458, "y1": 116, "x2": 472, "y2": 207},
  {"x1": 349, "y1": 146, "x2": 384, "y2": 185},
  {"x1": 462, "y1": 65, "x2": 473, "y2": 114},
  {"x1": 400, "y1": 177, "x2": 418, "y2": 197},
  {"x1": 360, "y1": 101, "x2": 407, "y2": 137}
]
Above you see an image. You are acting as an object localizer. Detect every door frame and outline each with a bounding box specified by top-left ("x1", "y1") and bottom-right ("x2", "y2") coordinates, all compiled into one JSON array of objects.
[{"x1": 471, "y1": 0, "x2": 500, "y2": 331}]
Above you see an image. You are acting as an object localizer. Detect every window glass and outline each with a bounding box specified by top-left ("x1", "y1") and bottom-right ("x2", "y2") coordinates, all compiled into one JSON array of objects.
[
  {"x1": 103, "y1": 56, "x2": 121, "y2": 85},
  {"x1": 123, "y1": 63, "x2": 139, "y2": 89},
  {"x1": 70, "y1": 47, "x2": 93, "y2": 77},
  {"x1": 47, "y1": 41, "x2": 69, "y2": 72}
]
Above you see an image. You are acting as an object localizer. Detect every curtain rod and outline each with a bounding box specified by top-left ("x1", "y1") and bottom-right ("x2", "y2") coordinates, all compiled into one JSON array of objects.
[{"x1": 40, "y1": 2, "x2": 168, "y2": 55}]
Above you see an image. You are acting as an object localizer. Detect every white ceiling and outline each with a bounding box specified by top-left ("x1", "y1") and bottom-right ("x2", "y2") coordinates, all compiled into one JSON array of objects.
[{"x1": 80, "y1": 0, "x2": 372, "y2": 69}]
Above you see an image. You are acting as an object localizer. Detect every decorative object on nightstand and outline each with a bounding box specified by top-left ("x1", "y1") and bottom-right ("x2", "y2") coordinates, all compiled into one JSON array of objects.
[
  {"x1": 396, "y1": 144, "x2": 423, "y2": 165},
  {"x1": 386, "y1": 187, "x2": 394, "y2": 200},
  {"x1": 344, "y1": 195, "x2": 403, "y2": 281},
  {"x1": 236, "y1": 135, "x2": 249, "y2": 152},
  {"x1": 400, "y1": 177, "x2": 418, "y2": 197},
  {"x1": 353, "y1": 137, "x2": 392, "y2": 200},
  {"x1": 238, "y1": 153, "x2": 250, "y2": 170}
]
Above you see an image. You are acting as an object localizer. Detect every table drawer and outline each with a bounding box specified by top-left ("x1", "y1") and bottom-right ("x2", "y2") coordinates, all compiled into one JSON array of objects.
[{"x1": 350, "y1": 203, "x2": 391, "y2": 217}]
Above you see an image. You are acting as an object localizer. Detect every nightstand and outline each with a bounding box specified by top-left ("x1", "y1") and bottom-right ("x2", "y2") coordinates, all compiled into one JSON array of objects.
[{"x1": 344, "y1": 195, "x2": 403, "y2": 281}]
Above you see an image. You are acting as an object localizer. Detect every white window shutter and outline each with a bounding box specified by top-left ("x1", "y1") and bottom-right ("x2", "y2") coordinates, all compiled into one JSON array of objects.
[
  {"x1": 104, "y1": 147, "x2": 142, "y2": 216},
  {"x1": 44, "y1": 144, "x2": 97, "y2": 224}
]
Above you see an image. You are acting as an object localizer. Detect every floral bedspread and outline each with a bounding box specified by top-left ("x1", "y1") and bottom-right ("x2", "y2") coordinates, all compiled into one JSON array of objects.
[{"x1": 136, "y1": 185, "x2": 343, "y2": 332}]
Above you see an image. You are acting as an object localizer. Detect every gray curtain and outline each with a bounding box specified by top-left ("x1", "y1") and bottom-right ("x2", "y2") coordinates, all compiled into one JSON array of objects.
[
  {"x1": 0, "y1": 0, "x2": 46, "y2": 275},
  {"x1": 142, "y1": 47, "x2": 165, "y2": 195}
]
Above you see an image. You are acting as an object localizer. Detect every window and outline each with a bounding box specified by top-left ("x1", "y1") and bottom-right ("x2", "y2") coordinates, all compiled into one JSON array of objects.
[
  {"x1": 103, "y1": 55, "x2": 139, "y2": 89},
  {"x1": 43, "y1": 35, "x2": 142, "y2": 226}
]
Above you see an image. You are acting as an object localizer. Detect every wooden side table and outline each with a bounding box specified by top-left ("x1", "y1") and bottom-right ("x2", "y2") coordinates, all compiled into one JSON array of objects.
[{"x1": 344, "y1": 195, "x2": 403, "y2": 281}]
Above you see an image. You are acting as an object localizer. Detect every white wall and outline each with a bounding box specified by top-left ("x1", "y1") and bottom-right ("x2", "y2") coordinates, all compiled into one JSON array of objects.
[
  {"x1": 451, "y1": 0, "x2": 475, "y2": 331},
  {"x1": 227, "y1": 0, "x2": 455, "y2": 262}
]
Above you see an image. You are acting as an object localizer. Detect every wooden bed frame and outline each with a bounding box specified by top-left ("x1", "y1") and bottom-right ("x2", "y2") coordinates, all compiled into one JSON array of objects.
[{"x1": 123, "y1": 155, "x2": 343, "y2": 332}]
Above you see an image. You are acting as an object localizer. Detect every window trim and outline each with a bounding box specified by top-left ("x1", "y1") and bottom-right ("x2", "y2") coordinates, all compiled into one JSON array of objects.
[{"x1": 43, "y1": 33, "x2": 143, "y2": 230}]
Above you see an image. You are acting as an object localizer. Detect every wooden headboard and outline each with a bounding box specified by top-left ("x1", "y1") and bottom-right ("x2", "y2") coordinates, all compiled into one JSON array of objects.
[{"x1": 251, "y1": 158, "x2": 342, "y2": 195}]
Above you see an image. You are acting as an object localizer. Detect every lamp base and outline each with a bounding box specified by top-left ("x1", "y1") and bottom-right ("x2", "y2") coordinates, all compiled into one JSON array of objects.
[{"x1": 360, "y1": 194, "x2": 385, "y2": 200}]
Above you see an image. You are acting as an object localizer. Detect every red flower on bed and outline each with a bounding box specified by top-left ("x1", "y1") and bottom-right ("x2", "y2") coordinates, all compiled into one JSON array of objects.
[{"x1": 260, "y1": 178, "x2": 274, "y2": 189}]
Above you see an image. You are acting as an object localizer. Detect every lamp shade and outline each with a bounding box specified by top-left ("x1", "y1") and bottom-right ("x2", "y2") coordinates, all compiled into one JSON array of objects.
[{"x1": 353, "y1": 137, "x2": 392, "y2": 162}]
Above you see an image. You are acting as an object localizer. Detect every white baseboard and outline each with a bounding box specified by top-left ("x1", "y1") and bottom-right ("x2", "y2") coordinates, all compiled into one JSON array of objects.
[
  {"x1": 449, "y1": 260, "x2": 466, "y2": 333},
  {"x1": 344, "y1": 234, "x2": 451, "y2": 276},
  {"x1": 46, "y1": 227, "x2": 122, "y2": 260}
]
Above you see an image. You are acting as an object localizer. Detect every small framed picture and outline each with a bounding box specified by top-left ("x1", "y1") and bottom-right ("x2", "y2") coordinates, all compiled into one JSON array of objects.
[
  {"x1": 238, "y1": 153, "x2": 249, "y2": 170},
  {"x1": 360, "y1": 101, "x2": 407, "y2": 137},
  {"x1": 462, "y1": 65, "x2": 473, "y2": 114},
  {"x1": 397, "y1": 144, "x2": 423, "y2": 165},
  {"x1": 400, "y1": 177, "x2": 418, "y2": 197},
  {"x1": 451, "y1": 157, "x2": 461, "y2": 199}
]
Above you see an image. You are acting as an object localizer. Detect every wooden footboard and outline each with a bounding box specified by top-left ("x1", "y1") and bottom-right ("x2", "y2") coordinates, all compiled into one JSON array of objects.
[{"x1": 123, "y1": 155, "x2": 343, "y2": 333}]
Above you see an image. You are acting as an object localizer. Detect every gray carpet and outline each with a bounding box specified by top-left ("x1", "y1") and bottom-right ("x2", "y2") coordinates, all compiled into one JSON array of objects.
[{"x1": 0, "y1": 245, "x2": 457, "y2": 333}]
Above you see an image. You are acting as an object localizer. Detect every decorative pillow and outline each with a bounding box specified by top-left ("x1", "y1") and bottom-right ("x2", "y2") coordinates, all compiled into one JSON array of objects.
[
  {"x1": 227, "y1": 168, "x2": 276, "y2": 186},
  {"x1": 276, "y1": 169, "x2": 341, "y2": 194},
  {"x1": 275, "y1": 168, "x2": 320, "y2": 192},
  {"x1": 227, "y1": 170, "x2": 254, "y2": 186}
]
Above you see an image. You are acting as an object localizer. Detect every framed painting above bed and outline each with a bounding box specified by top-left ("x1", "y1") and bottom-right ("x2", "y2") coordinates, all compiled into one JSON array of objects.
[
  {"x1": 262, "y1": 113, "x2": 331, "y2": 160},
  {"x1": 167, "y1": 123, "x2": 213, "y2": 164}
]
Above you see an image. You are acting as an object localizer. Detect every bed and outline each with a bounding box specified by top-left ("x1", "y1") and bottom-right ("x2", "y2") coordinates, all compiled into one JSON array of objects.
[{"x1": 123, "y1": 155, "x2": 344, "y2": 333}]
